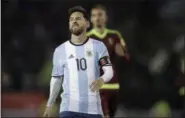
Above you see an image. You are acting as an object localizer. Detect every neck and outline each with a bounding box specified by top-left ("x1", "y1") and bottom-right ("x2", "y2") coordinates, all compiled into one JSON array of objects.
[
  {"x1": 94, "y1": 25, "x2": 106, "y2": 34},
  {"x1": 71, "y1": 31, "x2": 87, "y2": 44}
]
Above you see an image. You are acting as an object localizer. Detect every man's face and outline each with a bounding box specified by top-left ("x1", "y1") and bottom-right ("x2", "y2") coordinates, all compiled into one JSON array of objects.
[
  {"x1": 69, "y1": 12, "x2": 88, "y2": 36},
  {"x1": 91, "y1": 8, "x2": 107, "y2": 28}
]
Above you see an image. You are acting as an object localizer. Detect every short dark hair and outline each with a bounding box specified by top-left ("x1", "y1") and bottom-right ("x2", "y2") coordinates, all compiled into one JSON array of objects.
[
  {"x1": 92, "y1": 4, "x2": 107, "y2": 12},
  {"x1": 68, "y1": 6, "x2": 89, "y2": 20}
]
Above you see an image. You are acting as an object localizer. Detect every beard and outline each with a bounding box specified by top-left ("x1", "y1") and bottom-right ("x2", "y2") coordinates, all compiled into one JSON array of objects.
[{"x1": 70, "y1": 26, "x2": 84, "y2": 36}]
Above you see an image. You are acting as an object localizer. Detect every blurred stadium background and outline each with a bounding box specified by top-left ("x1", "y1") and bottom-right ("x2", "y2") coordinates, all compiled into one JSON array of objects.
[{"x1": 2, "y1": 0, "x2": 185, "y2": 117}]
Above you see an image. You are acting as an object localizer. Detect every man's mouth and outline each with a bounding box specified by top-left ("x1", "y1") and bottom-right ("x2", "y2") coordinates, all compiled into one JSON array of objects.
[{"x1": 73, "y1": 24, "x2": 79, "y2": 27}]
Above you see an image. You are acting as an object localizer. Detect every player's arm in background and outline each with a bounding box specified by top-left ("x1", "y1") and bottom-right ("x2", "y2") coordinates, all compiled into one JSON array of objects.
[
  {"x1": 46, "y1": 48, "x2": 64, "y2": 107},
  {"x1": 114, "y1": 31, "x2": 128, "y2": 57}
]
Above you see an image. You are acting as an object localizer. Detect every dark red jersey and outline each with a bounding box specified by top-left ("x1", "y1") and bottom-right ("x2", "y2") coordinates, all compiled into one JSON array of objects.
[{"x1": 87, "y1": 28, "x2": 125, "y2": 85}]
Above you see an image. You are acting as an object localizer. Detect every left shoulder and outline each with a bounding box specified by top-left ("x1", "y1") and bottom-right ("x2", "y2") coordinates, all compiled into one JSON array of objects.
[
  {"x1": 89, "y1": 38, "x2": 103, "y2": 44},
  {"x1": 107, "y1": 29, "x2": 126, "y2": 46},
  {"x1": 89, "y1": 38, "x2": 105, "y2": 48},
  {"x1": 107, "y1": 29, "x2": 121, "y2": 36}
]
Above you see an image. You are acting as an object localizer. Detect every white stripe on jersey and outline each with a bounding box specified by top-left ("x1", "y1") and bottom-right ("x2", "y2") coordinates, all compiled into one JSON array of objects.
[
  {"x1": 65, "y1": 41, "x2": 79, "y2": 112},
  {"x1": 84, "y1": 39, "x2": 98, "y2": 113}
]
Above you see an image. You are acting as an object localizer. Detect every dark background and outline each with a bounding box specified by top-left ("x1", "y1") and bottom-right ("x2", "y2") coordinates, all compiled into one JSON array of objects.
[{"x1": 1, "y1": 0, "x2": 185, "y2": 117}]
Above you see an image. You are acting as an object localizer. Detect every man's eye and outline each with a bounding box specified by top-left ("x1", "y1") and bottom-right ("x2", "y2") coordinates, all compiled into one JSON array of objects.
[{"x1": 76, "y1": 17, "x2": 81, "y2": 20}]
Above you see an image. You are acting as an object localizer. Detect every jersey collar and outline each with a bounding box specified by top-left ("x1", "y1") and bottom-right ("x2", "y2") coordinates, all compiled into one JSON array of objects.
[
  {"x1": 92, "y1": 28, "x2": 109, "y2": 39},
  {"x1": 69, "y1": 37, "x2": 89, "y2": 46}
]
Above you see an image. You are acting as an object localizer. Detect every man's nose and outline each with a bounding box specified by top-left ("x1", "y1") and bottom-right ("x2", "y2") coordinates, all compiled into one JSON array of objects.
[{"x1": 73, "y1": 21, "x2": 78, "y2": 25}]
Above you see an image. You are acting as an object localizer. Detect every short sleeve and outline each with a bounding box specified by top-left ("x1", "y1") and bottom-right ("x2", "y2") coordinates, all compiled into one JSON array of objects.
[
  {"x1": 98, "y1": 42, "x2": 112, "y2": 67},
  {"x1": 51, "y1": 49, "x2": 64, "y2": 77}
]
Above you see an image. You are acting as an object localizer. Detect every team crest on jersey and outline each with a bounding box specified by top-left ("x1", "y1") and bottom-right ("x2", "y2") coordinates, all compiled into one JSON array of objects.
[
  {"x1": 108, "y1": 38, "x2": 114, "y2": 45},
  {"x1": 87, "y1": 50, "x2": 92, "y2": 57}
]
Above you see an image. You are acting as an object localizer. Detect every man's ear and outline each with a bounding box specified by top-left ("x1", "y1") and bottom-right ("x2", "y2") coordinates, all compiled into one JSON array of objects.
[
  {"x1": 87, "y1": 21, "x2": 90, "y2": 28},
  {"x1": 90, "y1": 16, "x2": 93, "y2": 24}
]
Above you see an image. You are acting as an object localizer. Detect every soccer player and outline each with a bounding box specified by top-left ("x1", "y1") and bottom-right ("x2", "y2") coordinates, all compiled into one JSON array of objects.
[
  {"x1": 87, "y1": 4, "x2": 127, "y2": 117},
  {"x1": 43, "y1": 6, "x2": 113, "y2": 118}
]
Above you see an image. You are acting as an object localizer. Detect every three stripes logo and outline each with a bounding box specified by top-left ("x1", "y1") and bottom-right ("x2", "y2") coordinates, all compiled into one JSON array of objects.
[{"x1": 68, "y1": 54, "x2": 74, "y2": 59}]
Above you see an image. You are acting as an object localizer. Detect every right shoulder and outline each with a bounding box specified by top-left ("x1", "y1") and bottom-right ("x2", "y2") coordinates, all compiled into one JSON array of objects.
[{"x1": 54, "y1": 41, "x2": 69, "y2": 53}]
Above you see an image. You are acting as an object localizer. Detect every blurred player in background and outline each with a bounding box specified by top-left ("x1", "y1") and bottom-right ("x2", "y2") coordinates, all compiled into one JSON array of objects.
[
  {"x1": 43, "y1": 6, "x2": 114, "y2": 118},
  {"x1": 87, "y1": 4, "x2": 127, "y2": 117}
]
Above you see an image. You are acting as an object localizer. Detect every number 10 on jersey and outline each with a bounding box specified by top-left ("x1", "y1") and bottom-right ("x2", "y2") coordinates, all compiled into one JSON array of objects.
[{"x1": 76, "y1": 58, "x2": 87, "y2": 71}]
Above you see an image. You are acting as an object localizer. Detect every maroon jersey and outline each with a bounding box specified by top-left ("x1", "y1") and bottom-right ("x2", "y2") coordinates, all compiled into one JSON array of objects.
[{"x1": 87, "y1": 28, "x2": 125, "y2": 84}]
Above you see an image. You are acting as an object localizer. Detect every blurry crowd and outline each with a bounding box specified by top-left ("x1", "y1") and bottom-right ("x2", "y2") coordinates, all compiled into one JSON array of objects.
[{"x1": 2, "y1": 0, "x2": 185, "y2": 117}]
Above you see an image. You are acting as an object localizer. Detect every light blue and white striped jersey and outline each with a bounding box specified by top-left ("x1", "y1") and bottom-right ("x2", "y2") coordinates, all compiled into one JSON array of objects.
[{"x1": 51, "y1": 38, "x2": 111, "y2": 115}]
